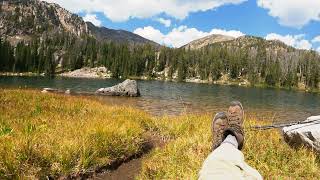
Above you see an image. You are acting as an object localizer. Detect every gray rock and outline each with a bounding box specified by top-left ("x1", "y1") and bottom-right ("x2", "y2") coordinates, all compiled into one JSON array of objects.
[
  {"x1": 282, "y1": 116, "x2": 320, "y2": 152},
  {"x1": 65, "y1": 89, "x2": 71, "y2": 94},
  {"x1": 96, "y1": 79, "x2": 140, "y2": 97}
]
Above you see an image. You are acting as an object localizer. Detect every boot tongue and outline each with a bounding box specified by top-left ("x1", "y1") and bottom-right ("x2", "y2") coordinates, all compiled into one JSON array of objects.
[
  {"x1": 230, "y1": 106, "x2": 242, "y2": 114},
  {"x1": 229, "y1": 106, "x2": 238, "y2": 114}
]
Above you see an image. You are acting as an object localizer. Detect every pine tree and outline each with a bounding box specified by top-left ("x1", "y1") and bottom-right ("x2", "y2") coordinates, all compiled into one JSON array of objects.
[{"x1": 44, "y1": 46, "x2": 55, "y2": 77}]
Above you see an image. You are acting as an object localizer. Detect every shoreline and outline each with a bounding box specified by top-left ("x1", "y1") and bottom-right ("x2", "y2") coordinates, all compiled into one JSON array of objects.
[{"x1": 0, "y1": 71, "x2": 319, "y2": 94}]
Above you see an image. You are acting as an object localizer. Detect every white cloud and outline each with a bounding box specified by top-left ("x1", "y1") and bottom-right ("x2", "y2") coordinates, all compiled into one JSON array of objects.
[
  {"x1": 312, "y1": 35, "x2": 320, "y2": 43},
  {"x1": 265, "y1": 33, "x2": 312, "y2": 50},
  {"x1": 164, "y1": 26, "x2": 211, "y2": 47},
  {"x1": 83, "y1": 14, "x2": 102, "y2": 27},
  {"x1": 156, "y1": 18, "x2": 171, "y2": 27},
  {"x1": 257, "y1": 0, "x2": 320, "y2": 28},
  {"x1": 134, "y1": 26, "x2": 165, "y2": 45},
  {"x1": 134, "y1": 26, "x2": 244, "y2": 47},
  {"x1": 317, "y1": 47, "x2": 320, "y2": 52},
  {"x1": 43, "y1": 0, "x2": 246, "y2": 22}
]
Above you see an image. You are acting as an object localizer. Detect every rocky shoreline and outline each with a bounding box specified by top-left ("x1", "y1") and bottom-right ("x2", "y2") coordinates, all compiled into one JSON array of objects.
[
  {"x1": 1, "y1": 67, "x2": 318, "y2": 93},
  {"x1": 0, "y1": 72, "x2": 44, "y2": 76},
  {"x1": 59, "y1": 67, "x2": 112, "y2": 79},
  {"x1": 41, "y1": 79, "x2": 141, "y2": 97}
]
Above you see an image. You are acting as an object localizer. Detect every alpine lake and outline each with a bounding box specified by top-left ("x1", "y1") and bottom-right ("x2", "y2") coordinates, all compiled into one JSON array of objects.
[{"x1": 1, "y1": 76, "x2": 319, "y2": 123}]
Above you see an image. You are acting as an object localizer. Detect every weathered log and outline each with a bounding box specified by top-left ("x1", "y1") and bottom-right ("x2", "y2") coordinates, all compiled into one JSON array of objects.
[{"x1": 282, "y1": 116, "x2": 320, "y2": 152}]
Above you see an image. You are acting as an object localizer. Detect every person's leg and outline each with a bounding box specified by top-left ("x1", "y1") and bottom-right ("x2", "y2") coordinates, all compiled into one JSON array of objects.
[
  {"x1": 200, "y1": 135, "x2": 262, "y2": 179},
  {"x1": 199, "y1": 101, "x2": 262, "y2": 180}
]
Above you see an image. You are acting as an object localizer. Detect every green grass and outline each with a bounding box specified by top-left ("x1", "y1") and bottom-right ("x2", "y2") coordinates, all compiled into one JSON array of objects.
[{"x1": 1, "y1": 89, "x2": 319, "y2": 179}]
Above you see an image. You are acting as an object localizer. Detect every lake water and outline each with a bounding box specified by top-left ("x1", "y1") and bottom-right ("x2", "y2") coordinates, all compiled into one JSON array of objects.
[{"x1": 1, "y1": 76, "x2": 319, "y2": 123}]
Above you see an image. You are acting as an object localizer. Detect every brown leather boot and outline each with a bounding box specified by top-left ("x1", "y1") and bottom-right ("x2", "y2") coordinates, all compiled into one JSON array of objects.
[
  {"x1": 211, "y1": 112, "x2": 228, "y2": 151},
  {"x1": 225, "y1": 101, "x2": 245, "y2": 150}
]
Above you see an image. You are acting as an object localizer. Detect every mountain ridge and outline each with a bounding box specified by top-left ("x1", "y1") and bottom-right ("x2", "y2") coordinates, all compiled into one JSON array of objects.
[
  {"x1": 182, "y1": 34, "x2": 236, "y2": 50},
  {"x1": 86, "y1": 22, "x2": 158, "y2": 46},
  {"x1": 0, "y1": 0, "x2": 159, "y2": 46},
  {"x1": 182, "y1": 34, "x2": 309, "y2": 52}
]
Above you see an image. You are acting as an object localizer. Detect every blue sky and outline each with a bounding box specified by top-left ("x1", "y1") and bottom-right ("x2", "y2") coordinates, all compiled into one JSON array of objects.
[{"x1": 46, "y1": 0, "x2": 320, "y2": 50}]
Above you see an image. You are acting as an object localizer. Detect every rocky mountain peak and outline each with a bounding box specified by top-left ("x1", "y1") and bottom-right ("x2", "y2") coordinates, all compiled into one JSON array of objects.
[
  {"x1": 0, "y1": 0, "x2": 158, "y2": 46},
  {"x1": 183, "y1": 34, "x2": 235, "y2": 50},
  {"x1": 0, "y1": 0, "x2": 89, "y2": 39}
]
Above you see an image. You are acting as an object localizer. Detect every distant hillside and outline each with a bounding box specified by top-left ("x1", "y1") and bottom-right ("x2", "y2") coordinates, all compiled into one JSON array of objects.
[
  {"x1": 0, "y1": 0, "x2": 160, "y2": 76},
  {"x1": 213, "y1": 35, "x2": 296, "y2": 51},
  {"x1": 154, "y1": 35, "x2": 319, "y2": 90},
  {"x1": 182, "y1": 34, "x2": 297, "y2": 52},
  {"x1": 183, "y1": 34, "x2": 235, "y2": 50},
  {"x1": 0, "y1": 0, "x2": 158, "y2": 46},
  {"x1": 0, "y1": 0, "x2": 319, "y2": 91},
  {"x1": 86, "y1": 22, "x2": 158, "y2": 46}
]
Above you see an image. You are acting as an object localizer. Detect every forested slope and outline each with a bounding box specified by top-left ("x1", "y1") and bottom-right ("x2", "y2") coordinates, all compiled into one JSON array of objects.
[{"x1": 0, "y1": 0, "x2": 319, "y2": 90}]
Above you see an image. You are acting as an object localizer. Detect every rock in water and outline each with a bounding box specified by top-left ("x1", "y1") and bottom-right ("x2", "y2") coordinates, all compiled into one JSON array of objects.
[
  {"x1": 65, "y1": 89, "x2": 71, "y2": 94},
  {"x1": 96, "y1": 79, "x2": 140, "y2": 97},
  {"x1": 282, "y1": 116, "x2": 320, "y2": 152},
  {"x1": 41, "y1": 88, "x2": 59, "y2": 93}
]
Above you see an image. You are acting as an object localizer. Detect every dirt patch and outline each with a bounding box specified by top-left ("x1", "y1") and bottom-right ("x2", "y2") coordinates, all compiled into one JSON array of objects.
[
  {"x1": 92, "y1": 158, "x2": 143, "y2": 180},
  {"x1": 88, "y1": 133, "x2": 165, "y2": 180}
]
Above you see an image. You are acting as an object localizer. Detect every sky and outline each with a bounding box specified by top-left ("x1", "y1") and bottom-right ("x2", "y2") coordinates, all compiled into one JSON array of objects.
[{"x1": 43, "y1": 0, "x2": 320, "y2": 50}]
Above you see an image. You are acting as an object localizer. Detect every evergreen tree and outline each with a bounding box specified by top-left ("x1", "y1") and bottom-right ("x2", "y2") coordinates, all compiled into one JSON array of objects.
[{"x1": 44, "y1": 46, "x2": 55, "y2": 77}]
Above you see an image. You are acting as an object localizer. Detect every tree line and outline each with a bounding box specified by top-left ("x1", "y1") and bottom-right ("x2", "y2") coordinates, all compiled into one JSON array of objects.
[{"x1": 0, "y1": 34, "x2": 319, "y2": 90}]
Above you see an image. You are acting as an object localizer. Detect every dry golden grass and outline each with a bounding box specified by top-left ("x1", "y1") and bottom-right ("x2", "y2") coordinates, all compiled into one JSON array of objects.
[
  {"x1": 1, "y1": 89, "x2": 319, "y2": 179},
  {"x1": 139, "y1": 115, "x2": 320, "y2": 179},
  {"x1": 0, "y1": 89, "x2": 152, "y2": 179}
]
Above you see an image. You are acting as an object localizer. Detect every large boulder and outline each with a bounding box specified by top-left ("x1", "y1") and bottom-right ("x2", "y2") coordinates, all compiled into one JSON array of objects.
[
  {"x1": 282, "y1": 116, "x2": 320, "y2": 152},
  {"x1": 96, "y1": 79, "x2": 140, "y2": 97}
]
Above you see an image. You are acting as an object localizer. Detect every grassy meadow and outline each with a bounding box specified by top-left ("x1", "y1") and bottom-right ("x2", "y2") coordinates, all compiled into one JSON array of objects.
[
  {"x1": 138, "y1": 116, "x2": 320, "y2": 179},
  {"x1": 0, "y1": 89, "x2": 319, "y2": 179},
  {"x1": 0, "y1": 89, "x2": 152, "y2": 179}
]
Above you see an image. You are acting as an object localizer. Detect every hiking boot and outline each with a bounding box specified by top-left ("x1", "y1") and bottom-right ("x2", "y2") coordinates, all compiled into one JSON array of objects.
[
  {"x1": 225, "y1": 101, "x2": 245, "y2": 150},
  {"x1": 211, "y1": 112, "x2": 228, "y2": 151}
]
